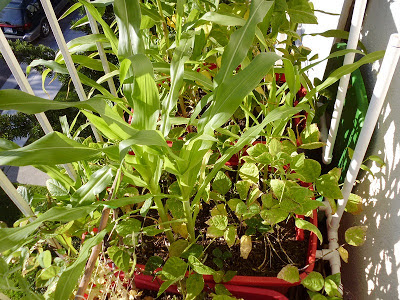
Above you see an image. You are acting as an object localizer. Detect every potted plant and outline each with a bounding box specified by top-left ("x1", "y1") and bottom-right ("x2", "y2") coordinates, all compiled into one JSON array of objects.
[{"x1": 0, "y1": 0, "x2": 383, "y2": 299}]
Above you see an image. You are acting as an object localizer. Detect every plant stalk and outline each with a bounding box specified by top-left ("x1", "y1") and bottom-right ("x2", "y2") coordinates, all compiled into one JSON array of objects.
[
  {"x1": 183, "y1": 199, "x2": 196, "y2": 243},
  {"x1": 75, "y1": 170, "x2": 122, "y2": 299},
  {"x1": 155, "y1": 0, "x2": 170, "y2": 59}
]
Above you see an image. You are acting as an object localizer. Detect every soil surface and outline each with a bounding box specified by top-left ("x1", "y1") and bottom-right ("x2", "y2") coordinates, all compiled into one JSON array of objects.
[{"x1": 136, "y1": 202, "x2": 310, "y2": 277}]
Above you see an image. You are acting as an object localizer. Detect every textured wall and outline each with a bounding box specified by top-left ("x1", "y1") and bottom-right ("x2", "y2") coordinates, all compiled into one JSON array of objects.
[{"x1": 340, "y1": 0, "x2": 400, "y2": 299}]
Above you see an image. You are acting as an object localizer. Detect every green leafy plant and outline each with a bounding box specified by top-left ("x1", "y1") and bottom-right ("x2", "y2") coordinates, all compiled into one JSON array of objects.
[{"x1": 0, "y1": 0, "x2": 384, "y2": 299}]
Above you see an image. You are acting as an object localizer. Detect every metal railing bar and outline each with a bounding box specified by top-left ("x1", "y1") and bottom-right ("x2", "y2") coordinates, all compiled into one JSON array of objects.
[
  {"x1": 0, "y1": 29, "x2": 77, "y2": 180},
  {"x1": 39, "y1": 0, "x2": 102, "y2": 142}
]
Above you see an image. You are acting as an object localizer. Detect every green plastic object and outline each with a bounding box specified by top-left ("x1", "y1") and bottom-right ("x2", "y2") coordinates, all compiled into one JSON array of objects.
[{"x1": 322, "y1": 43, "x2": 369, "y2": 183}]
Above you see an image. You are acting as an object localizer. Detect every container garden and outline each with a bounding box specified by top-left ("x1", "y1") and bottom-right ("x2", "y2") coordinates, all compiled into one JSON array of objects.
[{"x1": 0, "y1": 0, "x2": 383, "y2": 299}]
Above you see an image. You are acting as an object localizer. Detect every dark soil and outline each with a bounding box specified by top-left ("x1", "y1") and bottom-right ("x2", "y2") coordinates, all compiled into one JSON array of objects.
[{"x1": 136, "y1": 202, "x2": 310, "y2": 278}]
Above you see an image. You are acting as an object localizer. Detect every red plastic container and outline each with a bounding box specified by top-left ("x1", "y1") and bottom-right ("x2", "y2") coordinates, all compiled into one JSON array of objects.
[{"x1": 134, "y1": 271, "x2": 289, "y2": 300}]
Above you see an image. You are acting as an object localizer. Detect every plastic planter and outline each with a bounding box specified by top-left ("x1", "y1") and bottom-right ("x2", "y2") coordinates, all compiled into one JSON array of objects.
[{"x1": 134, "y1": 271, "x2": 289, "y2": 300}]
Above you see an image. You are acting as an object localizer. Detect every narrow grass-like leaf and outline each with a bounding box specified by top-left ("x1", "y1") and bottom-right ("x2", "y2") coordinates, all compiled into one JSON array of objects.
[
  {"x1": 71, "y1": 166, "x2": 114, "y2": 206},
  {"x1": 0, "y1": 132, "x2": 102, "y2": 166},
  {"x1": 201, "y1": 52, "x2": 280, "y2": 132},
  {"x1": 77, "y1": 0, "x2": 118, "y2": 55},
  {"x1": 160, "y1": 35, "x2": 194, "y2": 135},
  {"x1": 0, "y1": 205, "x2": 98, "y2": 253},
  {"x1": 214, "y1": 0, "x2": 273, "y2": 85}
]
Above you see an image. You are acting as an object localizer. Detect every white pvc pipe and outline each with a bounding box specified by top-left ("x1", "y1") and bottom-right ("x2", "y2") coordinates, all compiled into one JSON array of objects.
[
  {"x1": 0, "y1": 169, "x2": 34, "y2": 218},
  {"x1": 330, "y1": 33, "x2": 400, "y2": 230},
  {"x1": 317, "y1": 201, "x2": 342, "y2": 294},
  {"x1": 0, "y1": 30, "x2": 52, "y2": 135},
  {"x1": 39, "y1": 0, "x2": 102, "y2": 143},
  {"x1": 334, "y1": 0, "x2": 355, "y2": 44},
  {"x1": 0, "y1": 29, "x2": 77, "y2": 181},
  {"x1": 322, "y1": 0, "x2": 368, "y2": 164},
  {"x1": 85, "y1": 5, "x2": 117, "y2": 97}
]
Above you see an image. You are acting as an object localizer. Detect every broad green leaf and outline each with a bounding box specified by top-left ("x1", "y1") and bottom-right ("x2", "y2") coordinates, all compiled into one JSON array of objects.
[
  {"x1": 39, "y1": 265, "x2": 60, "y2": 281},
  {"x1": 239, "y1": 163, "x2": 259, "y2": 184},
  {"x1": 71, "y1": 166, "x2": 114, "y2": 206},
  {"x1": 209, "y1": 215, "x2": 228, "y2": 231},
  {"x1": 292, "y1": 159, "x2": 321, "y2": 183},
  {"x1": 107, "y1": 246, "x2": 130, "y2": 272},
  {"x1": 236, "y1": 181, "x2": 251, "y2": 200},
  {"x1": 345, "y1": 193, "x2": 363, "y2": 215},
  {"x1": 223, "y1": 270, "x2": 237, "y2": 283},
  {"x1": 0, "y1": 205, "x2": 98, "y2": 253},
  {"x1": 287, "y1": 0, "x2": 318, "y2": 24},
  {"x1": 37, "y1": 250, "x2": 52, "y2": 269},
  {"x1": 295, "y1": 218, "x2": 323, "y2": 244},
  {"x1": 212, "y1": 171, "x2": 232, "y2": 195},
  {"x1": 55, "y1": 231, "x2": 107, "y2": 300},
  {"x1": 270, "y1": 179, "x2": 286, "y2": 200},
  {"x1": 247, "y1": 143, "x2": 268, "y2": 157},
  {"x1": 215, "y1": 284, "x2": 232, "y2": 296},
  {"x1": 200, "y1": 11, "x2": 245, "y2": 26},
  {"x1": 260, "y1": 208, "x2": 288, "y2": 225},
  {"x1": 214, "y1": 0, "x2": 273, "y2": 85},
  {"x1": 186, "y1": 273, "x2": 204, "y2": 300},
  {"x1": 188, "y1": 255, "x2": 215, "y2": 275},
  {"x1": 160, "y1": 257, "x2": 187, "y2": 280},
  {"x1": 71, "y1": 55, "x2": 116, "y2": 72},
  {"x1": 169, "y1": 239, "x2": 189, "y2": 257},
  {"x1": 46, "y1": 179, "x2": 69, "y2": 197},
  {"x1": 345, "y1": 226, "x2": 367, "y2": 246},
  {"x1": 301, "y1": 271, "x2": 324, "y2": 292},
  {"x1": 201, "y1": 52, "x2": 280, "y2": 132},
  {"x1": 277, "y1": 265, "x2": 300, "y2": 283},
  {"x1": 116, "y1": 218, "x2": 142, "y2": 236},
  {"x1": 224, "y1": 226, "x2": 236, "y2": 248},
  {"x1": 114, "y1": 0, "x2": 144, "y2": 58},
  {"x1": 324, "y1": 273, "x2": 341, "y2": 297},
  {"x1": 315, "y1": 174, "x2": 343, "y2": 199}
]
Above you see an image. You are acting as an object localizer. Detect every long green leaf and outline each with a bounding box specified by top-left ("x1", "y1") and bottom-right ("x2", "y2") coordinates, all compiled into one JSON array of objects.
[
  {"x1": 302, "y1": 50, "x2": 385, "y2": 102},
  {"x1": 214, "y1": 0, "x2": 273, "y2": 85},
  {"x1": 160, "y1": 35, "x2": 194, "y2": 135},
  {"x1": 71, "y1": 166, "x2": 115, "y2": 206},
  {"x1": 0, "y1": 132, "x2": 102, "y2": 166},
  {"x1": 119, "y1": 130, "x2": 169, "y2": 159},
  {"x1": 114, "y1": 0, "x2": 144, "y2": 58},
  {"x1": 54, "y1": 231, "x2": 107, "y2": 300},
  {"x1": 0, "y1": 205, "x2": 98, "y2": 253},
  {"x1": 78, "y1": 0, "x2": 118, "y2": 55},
  {"x1": 200, "y1": 52, "x2": 280, "y2": 132}
]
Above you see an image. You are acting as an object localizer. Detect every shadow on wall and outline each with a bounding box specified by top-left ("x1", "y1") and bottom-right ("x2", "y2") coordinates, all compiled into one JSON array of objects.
[{"x1": 340, "y1": 0, "x2": 400, "y2": 298}]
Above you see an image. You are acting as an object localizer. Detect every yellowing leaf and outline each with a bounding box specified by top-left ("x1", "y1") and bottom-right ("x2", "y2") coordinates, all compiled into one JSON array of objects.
[
  {"x1": 345, "y1": 226, "x2": 367, "y2": 246},
  {"x1": 277, "y1": 265, "x2": 300, "y2": 283},
  {"x1": 338, "y1": 246, "x2": 348, "y2": 263},
  {"x1": 240, "y1": 235, "x2": 252, "y2": 259}
]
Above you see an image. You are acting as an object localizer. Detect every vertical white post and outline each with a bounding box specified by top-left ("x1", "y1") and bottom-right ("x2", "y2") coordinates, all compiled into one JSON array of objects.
[
  {"x1": 330, "y1": 34, "x2": 400, "y2": 229},
  {"x1": 39, "y1": 0, "x2": 102, "y2": 142},
  {"x1": 0, "y1": 169, "x2": 34, "y2": 218},
  {"x1": 0, "y1": 30, "x2": 76, "y2": 180},
  {"x1": 322, "y1": 0, "x2": 368, "y2": 164},
  {"x1": 85, "y1": 6, "x2": 117, "y2": 97}
]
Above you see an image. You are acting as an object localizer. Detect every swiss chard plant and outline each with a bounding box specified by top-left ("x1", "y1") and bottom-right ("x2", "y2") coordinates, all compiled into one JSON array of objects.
[{"x1": 0, "y1": 0, "x2": 382, "y2": 299}]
